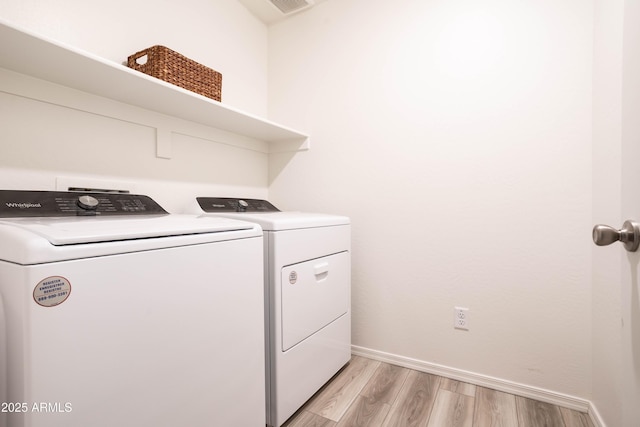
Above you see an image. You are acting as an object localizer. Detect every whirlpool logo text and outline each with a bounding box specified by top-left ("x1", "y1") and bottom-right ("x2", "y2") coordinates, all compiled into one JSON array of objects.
[{"x1": 5, "y1": 202, "x2": 42, "y2": 209}]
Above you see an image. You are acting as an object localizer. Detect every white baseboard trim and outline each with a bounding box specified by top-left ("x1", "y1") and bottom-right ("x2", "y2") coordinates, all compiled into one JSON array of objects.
[
  {"x1": 588, "y1": 402, "x2": 606, "y2": 427},
  {"x1": 352, "y1": 344, "x2": 605, "y2": 426}
]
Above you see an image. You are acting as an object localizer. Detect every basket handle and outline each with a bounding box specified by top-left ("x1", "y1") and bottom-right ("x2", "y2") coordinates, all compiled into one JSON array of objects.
[{"x1": 127, "y1": 49, "x2": 151, "y2": 69}]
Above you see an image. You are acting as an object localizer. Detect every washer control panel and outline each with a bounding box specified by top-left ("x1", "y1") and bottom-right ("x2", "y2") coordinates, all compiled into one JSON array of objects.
[
  {"x1": 0, "y1": 190, "x2": 168, "y2": 217},
  {"x1": 196, "y1": 197, "x2": 280, "y2": 213}
]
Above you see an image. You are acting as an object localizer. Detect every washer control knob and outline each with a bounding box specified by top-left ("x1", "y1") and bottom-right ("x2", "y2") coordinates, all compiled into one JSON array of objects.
[
  {"x1": 77, "y1": 195, "x2": 99, "y2": 210},
  {"x1": 237, "y1": 199, "x2": 249, "y2": 212}
]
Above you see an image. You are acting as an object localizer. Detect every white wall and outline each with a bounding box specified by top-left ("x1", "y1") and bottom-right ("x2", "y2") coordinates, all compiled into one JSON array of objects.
[
  {"x1": 0, "y1": 0, "x2": 270, "y2": 210},
  {"x1": 269, "y1": 0, "x2": 593, "y2": 400}
]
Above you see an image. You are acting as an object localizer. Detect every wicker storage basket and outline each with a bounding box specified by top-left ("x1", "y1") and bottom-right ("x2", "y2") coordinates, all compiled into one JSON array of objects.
[{"x1": 127, "y1": 45, "x2": 222, "y2": 102}]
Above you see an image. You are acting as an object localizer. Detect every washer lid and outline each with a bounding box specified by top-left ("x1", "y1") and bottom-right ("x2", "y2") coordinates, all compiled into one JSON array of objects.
[{"x1": 0, "y1": 215, "x2": 256, "y2": 245}]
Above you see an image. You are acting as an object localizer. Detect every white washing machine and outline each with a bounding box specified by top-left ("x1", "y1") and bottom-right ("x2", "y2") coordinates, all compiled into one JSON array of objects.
[
  {"x1": 191, "y1": 197, "x2": 351, "y2": 427},
  {"x1": 0, "y1": 190, "x2": 265, "y2": 427}
]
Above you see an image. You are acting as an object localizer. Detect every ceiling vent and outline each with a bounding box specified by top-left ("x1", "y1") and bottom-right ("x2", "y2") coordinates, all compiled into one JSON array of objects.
[
  {"x1": 238, "y1": 0, "x2": 323, "y2": 24},
  {"x1": 269, "y1": 0, "x2": 314, "y2": 14}
]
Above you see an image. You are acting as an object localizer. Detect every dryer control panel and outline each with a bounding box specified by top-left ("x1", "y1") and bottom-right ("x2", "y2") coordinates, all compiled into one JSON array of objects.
[
  {"x1": 196, "y1": 197, "x2": 280, "y2": 213},
  {"x1": 0, "y1": 190, "x2": 168, "y2": 217}
]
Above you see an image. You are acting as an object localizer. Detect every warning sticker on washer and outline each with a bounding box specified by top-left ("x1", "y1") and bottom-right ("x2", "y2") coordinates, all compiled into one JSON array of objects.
[{"x1": 33, "y1": 276, "x2": 71, "y2": 307}]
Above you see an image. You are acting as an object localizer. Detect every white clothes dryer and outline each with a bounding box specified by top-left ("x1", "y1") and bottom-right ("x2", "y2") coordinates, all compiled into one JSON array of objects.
[
  {"x1": 0, "y1": 190, "x2": 265, "y2": 427},
  {"x1": 191, "y1": 197, "x2": 351, "y2": 427}
]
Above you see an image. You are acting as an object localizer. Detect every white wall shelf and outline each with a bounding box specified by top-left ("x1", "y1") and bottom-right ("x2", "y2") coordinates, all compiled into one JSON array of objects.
[{"x1": 0, "y1": 19, "x2": 309, "y2": 152}]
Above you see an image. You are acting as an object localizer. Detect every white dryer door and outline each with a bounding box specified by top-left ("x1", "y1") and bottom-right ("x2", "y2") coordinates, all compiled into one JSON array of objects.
[{"x1": 281, "y1": 251, "x2": 349, "y2": 351}]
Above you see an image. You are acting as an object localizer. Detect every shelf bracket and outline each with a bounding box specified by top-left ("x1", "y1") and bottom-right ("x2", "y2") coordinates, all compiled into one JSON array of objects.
[
  {"x1": 268, "y1": 137, "x2": 310, "y2": 153},
  {"x1": 156, "y1": 127, "x2": 172, "y2": 159}
]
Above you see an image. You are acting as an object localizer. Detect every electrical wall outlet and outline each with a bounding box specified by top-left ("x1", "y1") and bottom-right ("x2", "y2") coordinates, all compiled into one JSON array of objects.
[{"x1": 454, "y1": 307, "x2": 469, "y2": 330}]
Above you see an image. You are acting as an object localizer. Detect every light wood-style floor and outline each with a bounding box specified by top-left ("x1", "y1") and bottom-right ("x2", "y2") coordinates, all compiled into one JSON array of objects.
[{"x1": 282, "y1": 356, "x2": 594, "y2": 427}]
